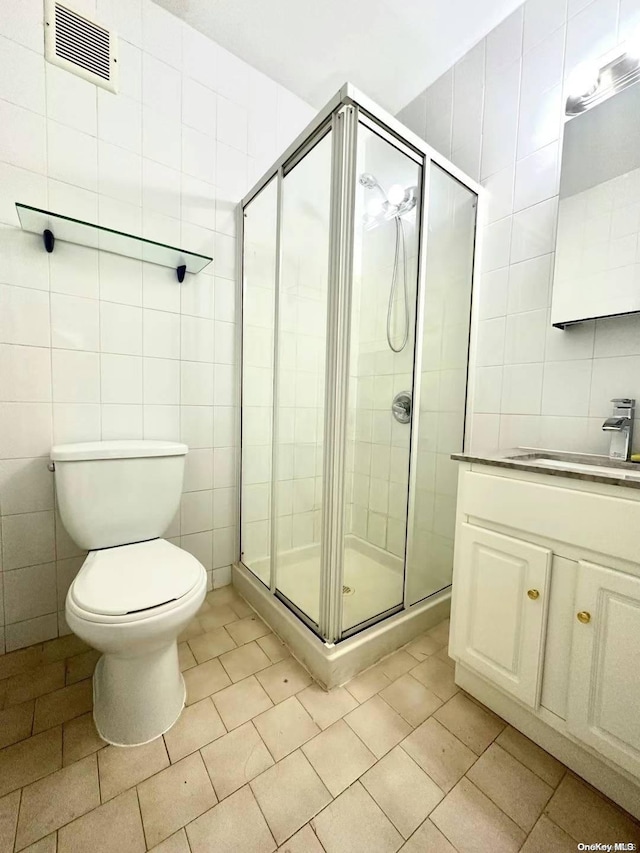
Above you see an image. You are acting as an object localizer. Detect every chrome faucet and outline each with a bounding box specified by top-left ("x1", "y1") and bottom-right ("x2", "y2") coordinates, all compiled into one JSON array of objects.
[{"x1": 602, "y1": 398, "x2": 635, "y2": 461}]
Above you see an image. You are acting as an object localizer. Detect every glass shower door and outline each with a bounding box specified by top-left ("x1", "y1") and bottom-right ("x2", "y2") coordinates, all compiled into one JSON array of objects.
[
  {"x1": 241, "y1": 178, "x2": 278, "y2": 585},
  {"x1": 407, "y1": 163, "x2": 477, "y2": 604},
  {"x1": 342, "y1": 121, "x2": 422, "y2": 634},
  {"x1": 273, "y1": 130, "x2": 333, "y2": 626}
]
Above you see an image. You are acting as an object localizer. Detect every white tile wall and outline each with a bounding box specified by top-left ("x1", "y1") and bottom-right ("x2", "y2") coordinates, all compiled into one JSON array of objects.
[
  {"x1": 0, "y1": 0, "x2": 314, "y2": 653},
  {"x1": 346, "y1": 214, "x2": 418, "y2": 558},
  {"x1": 397, "y1": 0, "x2": 640, "y2": 457}
]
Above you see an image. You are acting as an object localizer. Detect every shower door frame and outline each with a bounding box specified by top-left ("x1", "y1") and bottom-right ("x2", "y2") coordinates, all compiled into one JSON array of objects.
[{"x1": 238, "y1": 83, "x2": 485, "y2": 646}]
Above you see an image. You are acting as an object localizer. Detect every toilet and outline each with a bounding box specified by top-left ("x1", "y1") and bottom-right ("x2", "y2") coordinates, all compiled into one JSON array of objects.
[{"x1": 51, "y1": 439, "x2": 207, "y2": 747}]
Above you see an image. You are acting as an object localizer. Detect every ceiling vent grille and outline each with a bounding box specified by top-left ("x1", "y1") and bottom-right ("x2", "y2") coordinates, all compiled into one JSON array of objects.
[{"x1": 44, "y1": 0, "x2": 118, "y2": 93}]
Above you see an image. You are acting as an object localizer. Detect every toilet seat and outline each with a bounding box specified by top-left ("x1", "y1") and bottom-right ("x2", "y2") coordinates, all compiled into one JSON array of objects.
[{"x1": 69, "y1": 539, "x2": 204, "y2": 621}]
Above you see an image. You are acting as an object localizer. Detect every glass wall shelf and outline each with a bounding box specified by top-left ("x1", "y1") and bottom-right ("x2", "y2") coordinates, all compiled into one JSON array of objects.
[{"x1": 16, "y1": 203, "x2": 213, "y2": 281}]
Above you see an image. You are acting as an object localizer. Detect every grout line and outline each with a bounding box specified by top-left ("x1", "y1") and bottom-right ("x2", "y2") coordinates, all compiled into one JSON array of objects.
[
  {"x1": 514, "y1": 792, "x2": 559, "y2": 851},
  {"x1": 362, "y1": 771, "x2": 438, "y2": 844},
  {"x1": 197, "y1": 741, "x2": 220, "y2": 801},
  {"x1": 496, "y1": 732, "x2": 568, "y2": 791},
  {"x1": 308, "y1": 819, "x2": 325, "y2": 851},
  {"x1": 12, "y1": 785, "x2": 24, "y2": 853},
  {"x1": 184, "y1": 824, "x2": 194, "y2": 853},
  {"x1": 242, "y1": 779, "x2": 278, "y2": 850},
  {"x1": 134, "y1": 785, "x2": 148, "y2": 852},
  {"x1": 95, "y1": 743, "x2": 102, "y2": 805},
  {"x1": 466, "y1": 743, "x2": 554, "y2": 830},
  {"x1": 401, "y1": 816, "x2": 462, "y2": 852}
]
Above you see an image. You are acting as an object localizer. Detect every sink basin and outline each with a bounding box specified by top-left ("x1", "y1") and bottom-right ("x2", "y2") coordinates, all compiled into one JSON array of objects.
[
  {"x1": 530, "y1": 458, "x2": 640, "y2": 479},
  {"x1": 504, "y1": 452, "x2": 640, "y2": 481}
]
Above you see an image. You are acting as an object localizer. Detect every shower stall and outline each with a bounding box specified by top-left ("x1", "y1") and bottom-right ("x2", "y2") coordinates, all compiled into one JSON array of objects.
[{"x1": 235, "y1": 85, "x2": 481, "y2": 686}]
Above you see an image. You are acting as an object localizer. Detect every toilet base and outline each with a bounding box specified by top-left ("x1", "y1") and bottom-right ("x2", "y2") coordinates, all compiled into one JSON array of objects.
[{"x1": 92, "y1": 639, "x2": 186, "y2": 747}]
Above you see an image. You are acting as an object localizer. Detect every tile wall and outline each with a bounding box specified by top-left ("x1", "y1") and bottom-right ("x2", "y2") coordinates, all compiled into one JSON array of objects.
[
  {"x1": 397, "y1": 0, "x2": 640, "y2": 456},
  {"x1": 0, "y1": 0, "x2": 314, "y2": 653},
  {"x1": 346, "y1": 195, "x2": 418, "y2": 560}
]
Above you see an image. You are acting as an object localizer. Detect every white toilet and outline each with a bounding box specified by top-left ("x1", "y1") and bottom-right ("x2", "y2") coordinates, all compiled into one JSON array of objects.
[{"x1": 51, "y1": 439, "x2": 207, "y2": 747}]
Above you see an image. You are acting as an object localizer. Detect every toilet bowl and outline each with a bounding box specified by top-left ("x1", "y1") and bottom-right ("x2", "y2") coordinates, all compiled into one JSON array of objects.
[
  {"x1": 66, "y1": 539, "x2": 206, "y2": 746},
  {"x1": 51, "y1": 440, "x2": 208, "y2": 747}
]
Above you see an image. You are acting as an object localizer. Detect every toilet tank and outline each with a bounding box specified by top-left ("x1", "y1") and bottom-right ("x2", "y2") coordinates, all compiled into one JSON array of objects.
[{"x1": 51, "y1": 440, "x2": 188, "y2": 550}]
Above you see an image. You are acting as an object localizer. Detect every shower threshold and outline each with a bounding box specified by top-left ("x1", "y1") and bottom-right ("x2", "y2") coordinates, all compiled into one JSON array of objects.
[{"x1": 231, "y1": 558, "x2": 450, "y2": 689}]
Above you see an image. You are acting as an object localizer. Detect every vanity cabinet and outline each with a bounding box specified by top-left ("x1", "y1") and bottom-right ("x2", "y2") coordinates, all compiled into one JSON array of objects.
[
  {"x1": 450, "y1": 461, "x2": 640, "y2": 816},
  {"x1": 567, "y1": 561, "x2": 640, "y2": 779},
  {"x1": 451, "y1": 524, "x2": 550, "y2": 708}
]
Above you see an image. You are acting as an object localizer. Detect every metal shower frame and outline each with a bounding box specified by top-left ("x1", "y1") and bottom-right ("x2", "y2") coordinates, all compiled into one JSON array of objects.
[{"x1": 237, "y1": 83, "x2": 485, "y2": 645}]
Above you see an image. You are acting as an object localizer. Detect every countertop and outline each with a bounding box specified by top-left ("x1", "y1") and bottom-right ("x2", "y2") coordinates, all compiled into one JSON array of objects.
[{"x1": 450, "y1": 448, "x2": 640, "y2": 491}]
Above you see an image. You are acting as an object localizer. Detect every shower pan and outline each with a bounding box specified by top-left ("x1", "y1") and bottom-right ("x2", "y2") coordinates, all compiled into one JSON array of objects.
[{"x1": 235, "y1": 84, "x2": 482, "y2": 687}]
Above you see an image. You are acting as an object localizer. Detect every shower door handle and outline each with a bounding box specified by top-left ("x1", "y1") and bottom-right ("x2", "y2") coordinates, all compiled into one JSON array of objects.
[{"x1": 392, "y1": 391, "x2": 412, "y2": 424}]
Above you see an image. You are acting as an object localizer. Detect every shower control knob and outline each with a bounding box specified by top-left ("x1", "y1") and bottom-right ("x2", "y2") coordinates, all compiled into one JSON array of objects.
[{"x1": 392, "y1": 391, "x2": 412, "y2": 424}]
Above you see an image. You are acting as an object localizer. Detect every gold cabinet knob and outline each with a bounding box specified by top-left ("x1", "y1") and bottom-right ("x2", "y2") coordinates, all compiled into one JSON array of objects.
[
  {"x1": 527, "y1": 589, "x2": 540, "y2": 600},
  {"x1": 577, "y1": 611, "x2": 591, "y2": 624}
]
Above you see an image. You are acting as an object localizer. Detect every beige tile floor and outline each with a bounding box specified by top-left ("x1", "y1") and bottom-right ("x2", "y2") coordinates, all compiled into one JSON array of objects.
[{"x1": 1, "y1": 586, "x2": 640, "y2": 852}]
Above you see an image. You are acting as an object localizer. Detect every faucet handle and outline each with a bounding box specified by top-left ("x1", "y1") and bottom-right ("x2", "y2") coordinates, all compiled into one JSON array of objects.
[{"x1": 611, "y1": 398, "x2": 635, "y2": 408}]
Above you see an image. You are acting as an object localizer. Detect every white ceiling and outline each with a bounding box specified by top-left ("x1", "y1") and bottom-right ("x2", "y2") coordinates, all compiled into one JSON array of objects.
[{"x1": 154, "y1": 0, "x2": 524, "y2": 113}]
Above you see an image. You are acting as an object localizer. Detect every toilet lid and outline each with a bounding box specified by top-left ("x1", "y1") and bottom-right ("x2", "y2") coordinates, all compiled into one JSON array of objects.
[{"x1": 72, "y1": 539, "x2": 204, "y2": 616}]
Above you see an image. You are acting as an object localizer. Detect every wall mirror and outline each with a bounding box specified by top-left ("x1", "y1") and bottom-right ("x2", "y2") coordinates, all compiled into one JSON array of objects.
[{"x1": 551, "y1": 74, "x2": 640, "y2": 328}]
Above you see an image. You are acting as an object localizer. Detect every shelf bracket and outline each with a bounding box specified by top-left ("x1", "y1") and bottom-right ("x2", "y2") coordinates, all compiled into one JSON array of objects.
[
  {"x1": 43, "y1": 229, "x2": 55, "y2": 253},
  {"x1": 176, "y1": 264, "x2": 186, "y2": 283}
]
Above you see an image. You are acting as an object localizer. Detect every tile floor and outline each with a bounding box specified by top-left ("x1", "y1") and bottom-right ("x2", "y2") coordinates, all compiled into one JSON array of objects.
[{"x1": 1, "y1": 585, "x2": 639, "y2": 852}]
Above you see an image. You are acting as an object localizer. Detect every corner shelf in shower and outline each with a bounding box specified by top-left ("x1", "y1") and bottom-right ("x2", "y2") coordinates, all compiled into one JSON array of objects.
[{"x1": 15, "y1": 203, "x2": 213, "y2": 282}]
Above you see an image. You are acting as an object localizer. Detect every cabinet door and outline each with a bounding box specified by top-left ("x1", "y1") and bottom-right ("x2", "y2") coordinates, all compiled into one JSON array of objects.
[
  {"x1": 450, "y1": 524, "x2": 551, "y2": 708},
  {"x1": 567, "y1": 561, "x2": 640, "y2": 778}
]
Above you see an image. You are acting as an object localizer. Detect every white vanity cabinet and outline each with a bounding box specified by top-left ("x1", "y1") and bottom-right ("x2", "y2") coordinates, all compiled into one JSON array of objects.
[
  {"x1": 450, "y1": 460, "x2": 640, "y2": 818},
  {"x1": 567, "y1": 561, "x2": 640, "y2": 779},
  {"x1": 451, "y1": 524, "x2": 550, "y2": 707}
]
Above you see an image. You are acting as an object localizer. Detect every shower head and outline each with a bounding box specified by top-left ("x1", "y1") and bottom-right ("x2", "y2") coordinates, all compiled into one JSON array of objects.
[
  {"x1": 360, "y1": 172, "x2": 418, "y2": 233},
  {"x1": 358, "y1": 172, "x2": 387, "y2": 198},
  {"x1": 359, "y1": 172, "x2": 379, "y2": 188}
]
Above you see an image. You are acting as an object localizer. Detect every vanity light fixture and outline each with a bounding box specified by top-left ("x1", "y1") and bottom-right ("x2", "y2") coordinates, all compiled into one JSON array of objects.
[{"x1": 566, "y1": 47, "x2": 640, "y2": 115}]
